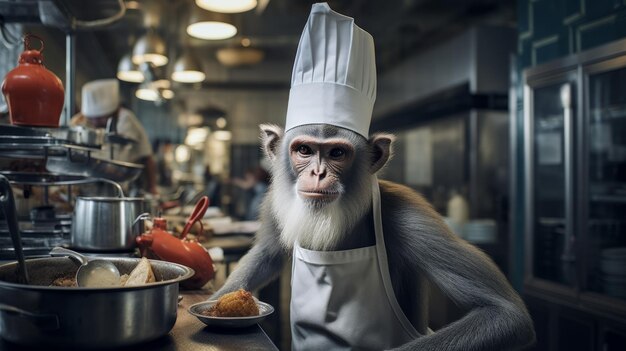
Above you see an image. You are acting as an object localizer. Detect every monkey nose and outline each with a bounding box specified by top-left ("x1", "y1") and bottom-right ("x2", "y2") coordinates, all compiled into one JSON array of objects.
[{"x1": 312, "y1": 166, "x2": 326, "y2": 178}]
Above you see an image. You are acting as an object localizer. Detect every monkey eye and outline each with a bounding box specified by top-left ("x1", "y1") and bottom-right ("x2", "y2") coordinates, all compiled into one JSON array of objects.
[
  {"x1": 297, "y1": 145, "x2": 313, "y2": 155},
  {"x1": 329, "y1": 148, "x2": 345, "y2": 158}
]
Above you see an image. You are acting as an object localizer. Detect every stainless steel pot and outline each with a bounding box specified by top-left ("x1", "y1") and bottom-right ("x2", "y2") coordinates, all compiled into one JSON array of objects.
[
  {"x1": 0, "y1": 256, "x2": 193, "y2": 348},
  {"x1": 71, "y1": 196, "x2": 145, "y2": 251}
]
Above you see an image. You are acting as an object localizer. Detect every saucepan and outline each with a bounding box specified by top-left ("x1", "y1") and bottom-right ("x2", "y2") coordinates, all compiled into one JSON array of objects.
[{"x1": 71, "y1": 196, "x2": 146, "y2": 251}]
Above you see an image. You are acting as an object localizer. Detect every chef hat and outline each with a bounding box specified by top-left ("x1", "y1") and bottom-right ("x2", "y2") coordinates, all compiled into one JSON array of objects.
[
  {"x1": 81, "y1": 79, "x2": 120, "y2": 118},
  {"x1": 285, "y1": 2, "x2": 376, "y2": 138}
]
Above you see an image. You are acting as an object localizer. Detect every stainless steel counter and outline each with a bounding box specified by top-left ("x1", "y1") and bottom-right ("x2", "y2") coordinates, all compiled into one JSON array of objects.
[{"x1": 0, "y1": 290, "x2": 278, "y2": 350}]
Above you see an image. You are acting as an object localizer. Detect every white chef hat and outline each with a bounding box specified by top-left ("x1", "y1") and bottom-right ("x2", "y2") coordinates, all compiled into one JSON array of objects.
[
  {"x1": 81, "y1": 79, "x2": 120, "y2": 118},
  {"x1": 285, "y1": 2, "x2": 376, "y2": 139}
]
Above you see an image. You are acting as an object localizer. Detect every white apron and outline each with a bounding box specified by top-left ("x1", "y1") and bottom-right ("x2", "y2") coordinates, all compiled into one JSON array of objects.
[{"x1": 290, "y1": 176, "x2": 421, "y2": 350}]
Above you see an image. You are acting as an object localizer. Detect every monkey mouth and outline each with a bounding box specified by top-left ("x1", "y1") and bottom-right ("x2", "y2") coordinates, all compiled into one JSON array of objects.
[{"x1": 298, "y1": 190, "x2": 340, "y2": 201}]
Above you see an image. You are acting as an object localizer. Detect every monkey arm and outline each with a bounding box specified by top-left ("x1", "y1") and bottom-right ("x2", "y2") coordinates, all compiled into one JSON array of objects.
[
  {"x1": 381, "y1": 182, "x2": 535, "y2": 351},
  {"x1": 210, "y1": 218, "x2": 287, "y2": 299}
]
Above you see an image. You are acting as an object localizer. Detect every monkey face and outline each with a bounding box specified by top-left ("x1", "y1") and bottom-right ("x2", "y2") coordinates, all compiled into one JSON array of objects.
[
  {"x1": 259, "y1": 123, "x2": 395, "y2": 250},
  {"x1": 288, "y1": 135, "x2": 355, "y2": 204}
]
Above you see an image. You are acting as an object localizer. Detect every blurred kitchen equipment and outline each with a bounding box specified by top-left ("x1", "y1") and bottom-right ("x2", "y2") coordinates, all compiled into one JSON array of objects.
[
  {"x1": 601, "y1": 247, "x2": 626, "y2": 299},
  {"x1": 446, "y1": 191, "x2": 469, "y2": 224},
  {"x1": 0, "y1": 171, "x2": 109, "y2": 260},
  {"x1": 0, "y1": 256, "x2": 193, "y2": 348},
  {"x1": 71, "y1": 196, "x2": 145, "y2": 252},
  {"x1": 0, "y1": 171, "x2": 122, "y2": 195},
  {"x1": 49, "y1": 247, "x2": 121, "y2": 288},
  {"x1": 48, "y1": 125, "x2": 105, "y2": 148},
  {"x1": 463, "y1": 219, "x2": 497, "y2": 244},
  {"x1": 1, "y1": 34, "x2": 64, "y2": 128},
  {"x1": 0, "y1": 175, "x2": 29, "y2": 284},
  {"x1": 46, "y1": 153, "x2": 143, "y2": 183},
  {"x1": 0, "y1": 125, "x2": 143, "y2": 183},
  {"x1": 136, "y1": 196, "x2": 215, "y2": 289}
]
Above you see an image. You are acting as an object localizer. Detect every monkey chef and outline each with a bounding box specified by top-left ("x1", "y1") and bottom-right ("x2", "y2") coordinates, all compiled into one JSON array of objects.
[{"x1": 212, "y1": 3, "x2": 535, "y2": 350}]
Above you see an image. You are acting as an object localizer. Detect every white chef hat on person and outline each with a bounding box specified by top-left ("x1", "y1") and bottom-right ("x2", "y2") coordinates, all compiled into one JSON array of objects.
[
  {"x1": 285, "y1": 2, "x2": 376, "y2": 139},
  {"x1": 81, "y1": 79, "x2": 120, "y2": 118}
]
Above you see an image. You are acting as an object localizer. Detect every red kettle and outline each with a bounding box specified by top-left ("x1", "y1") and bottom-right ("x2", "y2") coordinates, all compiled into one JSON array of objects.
[
  {"x1": 136, "y1": 197, "x2": 215, "y2": 289},
  {"x1": 1, "y1": 34, "x2": 64, "y2": 128}
]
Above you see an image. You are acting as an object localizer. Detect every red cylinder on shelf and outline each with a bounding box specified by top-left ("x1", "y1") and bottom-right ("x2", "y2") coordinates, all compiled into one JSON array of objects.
[{"x1": 1, "y1": 34, "x2": 65, "y2": 128}]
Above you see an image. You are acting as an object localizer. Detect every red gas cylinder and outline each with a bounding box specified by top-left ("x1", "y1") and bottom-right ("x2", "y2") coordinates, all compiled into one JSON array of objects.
[
  {"x1": 1, "y1": 34, "x2": 64, "y2": 128},
  {"x1": 137, "y1": 217, "x2": 215, "y2": 289}
]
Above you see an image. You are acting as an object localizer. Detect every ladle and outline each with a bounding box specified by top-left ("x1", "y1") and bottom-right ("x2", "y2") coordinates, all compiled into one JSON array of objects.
[
  {"x1": 180, "y1": 196, "x2": 209, "y2": 239},
  {"x1": 50, "y1": 247, "x2": 121, "y2": 288},
  {"x1": 0, "y1": 175, "x2": 29, "y2": 284}
]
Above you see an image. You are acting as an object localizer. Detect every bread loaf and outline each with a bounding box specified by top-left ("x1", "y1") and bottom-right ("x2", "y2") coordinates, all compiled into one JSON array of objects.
[{"x1": 124, "y1": 257, "x2": 156, "y2": 286}]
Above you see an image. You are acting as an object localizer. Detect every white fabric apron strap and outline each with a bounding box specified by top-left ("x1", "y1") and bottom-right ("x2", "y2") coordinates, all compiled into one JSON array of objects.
[{"x1": 290, "y1": 176, "x2": 420, "y2": 350}]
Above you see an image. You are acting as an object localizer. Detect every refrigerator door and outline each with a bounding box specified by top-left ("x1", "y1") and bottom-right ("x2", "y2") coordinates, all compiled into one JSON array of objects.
[
  {"x1": 583, "y1": 61, "x2": 626, "y2": 301},
  {"x1": 525, "y1": 74, "x2": 577, "y2": 287}
]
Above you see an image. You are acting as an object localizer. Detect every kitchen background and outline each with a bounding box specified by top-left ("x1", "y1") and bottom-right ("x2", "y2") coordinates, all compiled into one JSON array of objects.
[{"x1": 1, "y1": 0, "x2": 626, "y2": 350}]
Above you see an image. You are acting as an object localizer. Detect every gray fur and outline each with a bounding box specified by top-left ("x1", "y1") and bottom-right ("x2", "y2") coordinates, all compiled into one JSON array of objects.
[{"x1": 213, "y1": 124, "x2": 535, "y2": 350}]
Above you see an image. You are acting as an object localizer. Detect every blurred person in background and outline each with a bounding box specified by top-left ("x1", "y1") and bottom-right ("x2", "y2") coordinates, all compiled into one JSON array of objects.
[
  {"x1": 202, "y1": 165, "x2": 222, "y2": 208},
  {"x1": 71, "y1": 79, "x2": 158, "y2": 196},
  {"x1": 153, "y1": 138, "x2": 174, "y2": 190},
  {"x1": 231, "y1": 166, "x2": 270, "y2": 221}
]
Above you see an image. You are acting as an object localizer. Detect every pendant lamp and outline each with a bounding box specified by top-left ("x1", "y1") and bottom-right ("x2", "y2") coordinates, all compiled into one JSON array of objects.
[
  {"x1": 172, "y1": 50, "x2": 206, "y2": 83},
  {"x1": 187, "y1": 7, "x2": 236, "y2": 40},
  {"x1": 132, "y1": 31, "x2": 168, "y2": 67},
  {"x1": 195, "y1": 0, "x2": 257, "y2": 13},
  {"x1": 116, "y1": 54, "x2": 144, "y2": 83},
  {"x1": 135, "y1": 85, "x2": 159, "y2": 101}
]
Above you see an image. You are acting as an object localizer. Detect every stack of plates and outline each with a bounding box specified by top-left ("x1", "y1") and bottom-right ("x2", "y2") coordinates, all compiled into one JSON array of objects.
[
  {"x1": 464, "y1": 219, "x2": 497, "y2": 244},
  {"x1": 601, "y1": 247, "x2": 626, "y2": 299}
]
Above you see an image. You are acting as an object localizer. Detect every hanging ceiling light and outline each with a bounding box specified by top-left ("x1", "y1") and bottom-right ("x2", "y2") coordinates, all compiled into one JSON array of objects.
[
  {"x1": 195, "y1": 0, "x2": 257, "y2": 13},
  {"x1": 116, "y1": 54, "x2": 145, "y2": 83},
  {"x1": 135, "y1": 85, "x2": 159, "y2": 101},
  {"x1": 135, "y1": 79, "x2": 174, "y2": 101},
  {"x1": 161, "y1": 89, "x2": 175, "y2": 99},
  {"x1": 187, "y1": 7, "x2": 237, "y2": 40},
  {"x1": 172, "y1": 50, "x2": 206, "y2": 83},
  {"x1": 132, "y1": 31, "x2": 168, "y2": 67},
  {"x1": 185, "y1": 127, "x2": 210, "y2": 147}
]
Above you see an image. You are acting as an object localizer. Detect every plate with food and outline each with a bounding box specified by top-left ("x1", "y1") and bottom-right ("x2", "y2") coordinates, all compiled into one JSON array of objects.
[{"x1": 188, "y1": 289, "x2": 274, "y2": 328}]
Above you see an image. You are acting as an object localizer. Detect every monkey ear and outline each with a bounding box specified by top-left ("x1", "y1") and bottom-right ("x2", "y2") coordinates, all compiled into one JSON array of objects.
[
  {"x1": 369, "y1": 133, "x2": 395, "y2": 174},
  {"x1": 260, "y1": 124, "x2": 284, "y2": 161}
]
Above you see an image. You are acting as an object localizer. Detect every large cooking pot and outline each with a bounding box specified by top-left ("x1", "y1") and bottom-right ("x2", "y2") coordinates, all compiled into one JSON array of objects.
[
  {"x1": 71, "y1": 196, "x2": 145, "y2": 251},
  {"x1": 0, "y1": 256, "x2": 193, "y2": 348}
]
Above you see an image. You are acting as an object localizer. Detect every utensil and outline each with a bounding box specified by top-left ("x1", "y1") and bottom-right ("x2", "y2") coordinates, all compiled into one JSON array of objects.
[
  {"x1": 49, "y1": 247, "x2": 121, "y2": 287},
  {"x1": 188, "y1": 299, "x2": 274, "y2": 328},
  {"x1": 0, "y1": 174, "x2": 29, "y2": 284},
  {"x1": 0, "y1": 256, "x2": 194, "y2": 348},
  {"x1": 180, "y1": 195, "x2": 209, "y2": 239}
]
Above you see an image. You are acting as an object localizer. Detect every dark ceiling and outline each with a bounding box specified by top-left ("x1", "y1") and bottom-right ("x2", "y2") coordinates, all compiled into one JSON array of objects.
[{"x1": 1, "y1": 0, "x2": 516, "y2": 84}]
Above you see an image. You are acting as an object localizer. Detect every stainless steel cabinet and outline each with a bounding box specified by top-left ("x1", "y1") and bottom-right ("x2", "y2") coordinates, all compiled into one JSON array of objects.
[{"x1": 523, "y1": 39, "x2": 626, "y2": 350}]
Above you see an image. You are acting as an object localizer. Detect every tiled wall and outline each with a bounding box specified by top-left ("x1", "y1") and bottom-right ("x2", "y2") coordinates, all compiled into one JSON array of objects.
[{"x1": 517, "y1": 0, "x2": 626, "y2": 69}]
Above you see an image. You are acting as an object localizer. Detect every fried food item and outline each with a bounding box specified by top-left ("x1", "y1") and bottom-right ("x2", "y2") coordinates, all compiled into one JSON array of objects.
[
  {"x1": 50, "y1": 275, "x2": 77, "y2": 287},
  {"x1": 124, "y1": 257, "x2": 156, "y2": 286},
  {"x1": 205, "y1": 289, "x2": 259, "y2": 317}
]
